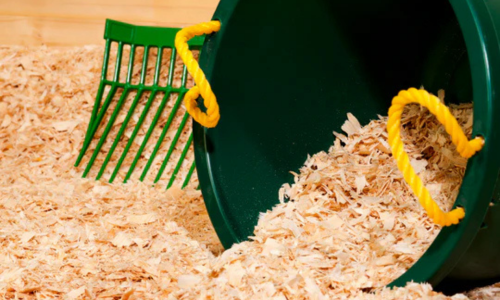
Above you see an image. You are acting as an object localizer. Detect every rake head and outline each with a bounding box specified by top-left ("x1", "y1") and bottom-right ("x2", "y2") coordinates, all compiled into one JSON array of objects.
[{"x1": 75, "y1": 19, "x2": 205, "y2": 189}]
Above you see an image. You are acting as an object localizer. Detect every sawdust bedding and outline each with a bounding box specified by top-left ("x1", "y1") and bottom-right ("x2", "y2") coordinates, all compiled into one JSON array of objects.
[{"x1": 0, "y1": 45, "x2": 498, "y2": 299}]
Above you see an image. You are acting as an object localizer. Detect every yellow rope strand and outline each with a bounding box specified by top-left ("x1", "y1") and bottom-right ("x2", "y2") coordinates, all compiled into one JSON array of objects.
[
  {"x1": 387, "y1": 88, "x2": 484, "y2": 226},
  {"x1": 175, "y1": 20, "x2": 221, "y2": 128}
]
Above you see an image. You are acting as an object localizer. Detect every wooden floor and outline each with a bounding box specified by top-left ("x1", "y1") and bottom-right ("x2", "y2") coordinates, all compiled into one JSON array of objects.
[{"x1": 0, "y1": 0, "x2": 220, "y2": 46}]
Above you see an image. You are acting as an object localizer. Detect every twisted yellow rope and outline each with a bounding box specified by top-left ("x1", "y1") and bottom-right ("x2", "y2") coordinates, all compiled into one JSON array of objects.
[
  {"x1": 387, "y1": 88, "x2": 484, "y2": 226},
  {"x1": 175, "y1": 21, "x2": 221, "y2": 128}
]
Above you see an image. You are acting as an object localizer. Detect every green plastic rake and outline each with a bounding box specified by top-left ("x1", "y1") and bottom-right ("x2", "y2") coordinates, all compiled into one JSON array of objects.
[{"x1": 75, "y1": 19, "x2": 205, "y2": 189}]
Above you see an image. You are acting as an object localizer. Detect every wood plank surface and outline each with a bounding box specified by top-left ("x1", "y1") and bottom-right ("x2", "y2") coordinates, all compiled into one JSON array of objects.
[{"x1": 0, "y1": 0, "x2": 220, "y2": 46}]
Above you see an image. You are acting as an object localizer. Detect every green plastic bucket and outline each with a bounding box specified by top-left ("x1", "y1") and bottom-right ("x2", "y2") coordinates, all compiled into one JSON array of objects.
[{"x1": 193, "y1": 0, "x2": 500, "y2": 291}]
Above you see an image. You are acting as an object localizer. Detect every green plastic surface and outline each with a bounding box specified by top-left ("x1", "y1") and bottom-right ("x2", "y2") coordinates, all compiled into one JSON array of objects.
[
  {"x1": 75, "y1": 19, "x2": 204, "y2": 189},
  {"x1": 193, "y1": 0, "x2": 500, "y2": 289}
]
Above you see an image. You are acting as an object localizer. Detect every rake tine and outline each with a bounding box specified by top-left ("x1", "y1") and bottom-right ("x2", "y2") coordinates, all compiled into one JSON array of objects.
[
  {"x1": 126, "y1": 44, "x2": 137, "y2": 83},
  {"x1": 139, "y1": 46, "x2": 150, "y2": 85},
  {"x1": 81, "y1": 81, "x2": 106, "y2": 153},
  {"x1": 182, "y1": 161, "x2": 196, "y2": 189},
  {"x1": 154, "y1": 112, "x2": 190, "y2": 183},
  {"x1": 122, "y1": 48, "x2": 178, "y2": 183},
  {"x1": 112, "y1": 42, "x2": 125, "y2": 82},
  {"x1": 96, "y1": 88, "x2": 145, "y2": 180},
  {"x1": 82, "y1": 87, "x2": 131, "y2": 178},
  {"x1": 166, "y1": 132, "x2": 193, "y2": 189},
  {"x1": 81, "y1": 40, "x2": 111, "y2": 146},
  {"x1": 153, "y1": 47, "x2": 163, "y2": 86},
  {"x1": 75, "y1": 84, "x2": 119, "y2": 166},
  {"x1": 139, "y1": 65, "x2": 189, "y2": 182}
]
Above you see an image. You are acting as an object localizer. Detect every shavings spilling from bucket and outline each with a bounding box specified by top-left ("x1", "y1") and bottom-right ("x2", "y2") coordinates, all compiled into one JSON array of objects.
[
  {"x1": 173, "y1": 95, "x2": 473, "y2": 299},
  {"x1": 0, "y1": 45, "x2": 497, "y2": 299}
]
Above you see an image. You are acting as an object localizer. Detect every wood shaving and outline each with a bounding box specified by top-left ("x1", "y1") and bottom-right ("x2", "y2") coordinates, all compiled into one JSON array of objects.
[
  {"x1": 467, "y1": 282, "x2": 500, "y2": 299},
  {"x1": 0, "y1": 45, "x2": 497, "y2": 299}
]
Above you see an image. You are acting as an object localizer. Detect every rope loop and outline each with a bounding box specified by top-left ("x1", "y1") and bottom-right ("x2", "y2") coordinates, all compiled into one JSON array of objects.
[
  {"x1": 175, "y1": 20, "x2": 221, "y2": 128},
  {"x1": 387, "y1": 88, "x2": 484, "y2": 226}
]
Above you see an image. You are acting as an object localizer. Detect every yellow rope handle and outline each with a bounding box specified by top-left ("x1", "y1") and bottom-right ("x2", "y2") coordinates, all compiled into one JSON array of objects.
[
  {"x1": 175, "y1": 21, "x2": 221, "y2": 128},
  {"x1": 387, "y1": 88, "x2": 484, "y2": 226}
]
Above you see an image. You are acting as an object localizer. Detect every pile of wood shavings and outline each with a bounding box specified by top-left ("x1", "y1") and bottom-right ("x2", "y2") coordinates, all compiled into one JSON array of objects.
[
  {"x1": 0, "y1": 45, "x2": 498, "y2": 299},
  {"x1": 0, "y1": 45, "x2": 221, "y2": 299},
  {"x1": 172, "y1": 96, "x2": 474, "y2": 299}
]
